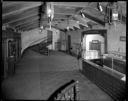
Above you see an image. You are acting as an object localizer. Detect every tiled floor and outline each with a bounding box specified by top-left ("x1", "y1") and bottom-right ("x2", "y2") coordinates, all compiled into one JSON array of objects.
[{"x1": 2, "y1": 49, "x2": 113, "y2": 100}]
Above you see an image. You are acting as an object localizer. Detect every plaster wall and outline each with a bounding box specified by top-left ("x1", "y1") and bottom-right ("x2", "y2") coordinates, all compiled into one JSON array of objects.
[{"x1": 21, "y1": 28, "x2": 61, "y2": 53}]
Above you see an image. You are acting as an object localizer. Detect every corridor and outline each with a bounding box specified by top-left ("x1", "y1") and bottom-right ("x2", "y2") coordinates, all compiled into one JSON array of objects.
[{"x1": 2, "y1": 49, "x2": 113, "y2": 100}]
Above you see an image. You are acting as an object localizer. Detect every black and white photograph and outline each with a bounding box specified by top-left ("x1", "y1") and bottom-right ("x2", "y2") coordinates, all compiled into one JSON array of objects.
[{"x1": 1, "y1": 1, "x2": 126, "y2": 101}]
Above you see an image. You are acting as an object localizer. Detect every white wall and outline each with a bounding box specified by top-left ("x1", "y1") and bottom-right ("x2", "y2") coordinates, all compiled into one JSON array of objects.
[
  {"x1": 106, "y1": 23, "x2": 126, "y2": 54},
  {"x1": 52, "y1": 28, "x2": 60, "y2": 50},
  {"x1": 21, "y1": 28, "x2": 47, "y2": 53},
  {"x1": 92, "y1": 23, "x2": 126, "y2": 55}
]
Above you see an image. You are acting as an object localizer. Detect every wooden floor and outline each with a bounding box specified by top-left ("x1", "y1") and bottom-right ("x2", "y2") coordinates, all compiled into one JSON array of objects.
[{"x1": 2, "y1": 49, "x2": 113, "y2": 100}]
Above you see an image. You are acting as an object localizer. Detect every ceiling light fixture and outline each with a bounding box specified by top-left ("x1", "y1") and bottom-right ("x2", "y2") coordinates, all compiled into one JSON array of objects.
[
  {"x1": 80, "y1": 11, "x2": 85, "y2": 18},
  {"x1": 67, "y1": 26, "x2": 69, "y2": 30},
  {"x1": 40, "y1": 25, "x2": 43, "y2": 29},
  {"x1": 97, "y1": 2, "x2": 103, "y2": 12},
  {"x1": 105, "y1": 2, "x2": 121, "y2": 26},
  {"x1": 112, "y1": 2, "x2": 119, "y2": 21},
  {"x1": 66, "y1": 15, "x2": 70, "y2": 31},
  {"x1": 76, "y1": 21, "x2": 79, "y2": 24},
  {"x1": 46, "y1": 2, "x2": 54, "y2": 30}
]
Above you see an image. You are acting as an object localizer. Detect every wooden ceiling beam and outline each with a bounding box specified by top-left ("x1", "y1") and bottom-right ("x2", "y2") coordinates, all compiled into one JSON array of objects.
[
  {"x1": 20, "y1": 24, "x2": 39, "y2": 31},
  {"x1": 54, "y1": 12, "x2": 74, "y2": 15},
  {"x1": 54, "y1": 6, "x2": 75, "y2": 15},
  {"x1": 22, "y1": 25, "x2": 39, "y2": 31},
  {"x1": 17, "y1": 20, "x2": 48, "y2": 30},
  {"x1": 3, "y1": 2, "x2": 42, "y2": 17},
  {"x1": 82, "y1": 12, "x2": 105, "y2": 26},
  {"x1": 51, "y1": 25, "x2": 65, "y2": 32},
  {"x1": 2, "y1": 2, "x2": 21, "y2": 7},
  {"x1": 3, "y1": 7, "x2": 39, "y2": 24},
  {"x1": 16, "y1": 20, "x2": 39, "y2": 29},
  {"x1": 11, "y1": 16, "x2": 39, "y2": 27},
  {"x1": 53, "y1": 2, "x2": 89, "y2": 8}
]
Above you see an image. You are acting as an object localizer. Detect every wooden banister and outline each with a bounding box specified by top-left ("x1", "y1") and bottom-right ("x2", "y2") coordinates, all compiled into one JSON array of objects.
[{"x1": 48, "y1": 80, "x2": 79, "y2": 101}]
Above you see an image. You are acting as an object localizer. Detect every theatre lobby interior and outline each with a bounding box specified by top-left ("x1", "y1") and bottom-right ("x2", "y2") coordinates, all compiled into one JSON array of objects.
[{"x1": 2, "y1": 1, "x2": 126, "y2": 100}]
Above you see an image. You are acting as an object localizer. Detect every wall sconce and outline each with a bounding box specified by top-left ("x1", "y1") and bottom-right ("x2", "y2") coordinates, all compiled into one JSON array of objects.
[{"x1": 39, "y1": 25, "x2": 44, "y2": 33}]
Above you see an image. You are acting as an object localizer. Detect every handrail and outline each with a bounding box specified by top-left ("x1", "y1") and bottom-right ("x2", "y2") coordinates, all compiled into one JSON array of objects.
[{"x1": 48, "y1": 80, "x2": 79, "y2": 101}]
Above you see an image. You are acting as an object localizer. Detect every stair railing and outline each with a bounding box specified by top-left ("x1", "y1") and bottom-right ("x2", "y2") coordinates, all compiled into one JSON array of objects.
[{"x1": 48, "y1": 80, "x2": 79, "y2": 101}]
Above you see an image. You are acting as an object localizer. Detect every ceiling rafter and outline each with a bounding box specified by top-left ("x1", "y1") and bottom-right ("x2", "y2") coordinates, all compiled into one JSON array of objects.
[
  {"x1": 54, "y1": 6, "x2": 76, "y2": 15},
  {"x1": 16, "y1": 20, "x2": 39, "y2": 29},
  {"x1": 3, "y1": 2, "x2": 42, "y2": 17},
  {"x1": 11, "y1": 16, "x2": 39, "y2": 27},
  {"x1": 2, "y1": 2, "x2": 126, "y2": 32},
  {"x1": 20, "y1": 24, "x2": 39, "y2": 31},
  {"x1": 3, "y1": 7, "x2": 39, "y2": 24},
  {"x1": 8, "y1": 14, "x2": 38, "y2": 25},
  {"x1": 53, "y1": 2, "x2": 89, "y2": 8},
  {"x1": 50, "y1": 25, "x2": 65, "y2": 32},
  {"x1": 2, "y1": 2, "x2": 23, "y2": 7},
  {"x1": 22, "y1": 24, "x2": 39, "y2": 31},
  {"x1": 17, "y1": 20, "x2": 48, "y2": 30},
  {"x1": 82, "y1": 12, "x2": 105, "y2": 26}
]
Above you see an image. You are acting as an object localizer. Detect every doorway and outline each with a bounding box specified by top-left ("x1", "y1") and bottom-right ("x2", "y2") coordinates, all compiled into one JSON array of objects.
[
  {"x1": 8, "y1": 39, "x2": 16, "y2": 75},
  {"x1": 81, "y1": 29, "x2": 107, "y2": 59},
  {"x1": 67, "y1": 35, "x2": 71, "y2": 54}
]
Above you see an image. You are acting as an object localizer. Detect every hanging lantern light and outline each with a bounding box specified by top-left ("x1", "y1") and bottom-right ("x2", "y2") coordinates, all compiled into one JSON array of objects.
[
  {"x1": 40, "y1": 25, "x2": 43, "y2": 29},
  {"x1": 66, "y1": 16, "x2": 70, "y2": 31},
  {"x1": 47, "y1": 2, "x2": 54, "y2": 19},
  {"x1": 105, "y1": 2, "x2": 121, "y2": 26},
  {"x1": 80, "y1": 11, "x2": 85, "y2": 18},
  {"x1": 97, "y1": 2, "x2": 103, "y2": 12},
  {"x1": 112, "y1": 2, "x2": 119, "y2": 21},
  {"x1": 46, "y1": 2, "x2": 54, "y2": 30}
]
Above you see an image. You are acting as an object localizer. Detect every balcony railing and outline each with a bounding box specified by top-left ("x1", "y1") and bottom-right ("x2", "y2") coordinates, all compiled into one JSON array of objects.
[{"x1": 48, "y1": 80, "x2": 80, "y2": 101}]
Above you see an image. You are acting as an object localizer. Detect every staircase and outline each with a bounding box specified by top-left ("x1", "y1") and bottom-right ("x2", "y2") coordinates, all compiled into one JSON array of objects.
[
  {"x1": 48, "y1": 80, "x2": 80, "y2": 101},
  {"x1": 30, "y1": 37, "x2": 52, "y2": 55}
]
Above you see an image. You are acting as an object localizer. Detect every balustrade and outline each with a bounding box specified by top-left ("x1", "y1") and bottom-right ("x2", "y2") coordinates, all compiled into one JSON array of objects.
[{"x1": 48, "y1": 80, "x2": 79, "y2": 101}]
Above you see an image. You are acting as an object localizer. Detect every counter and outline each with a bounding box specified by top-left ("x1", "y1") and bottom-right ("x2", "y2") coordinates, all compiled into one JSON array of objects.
[{"x1": 82, "y1": 58, "x2": 126, "y2": 101}]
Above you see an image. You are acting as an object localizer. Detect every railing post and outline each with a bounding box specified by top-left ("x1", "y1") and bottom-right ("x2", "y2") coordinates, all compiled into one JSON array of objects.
[
  {"x1": 112, "y1": 56, "x2": 113, "y2": 71},
  {"x1": 51, "y1": 80, "x2": 80, "y2": 101},
  {"x1": 75, "y1": 80, "x2": 79, "y2": 100}
]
